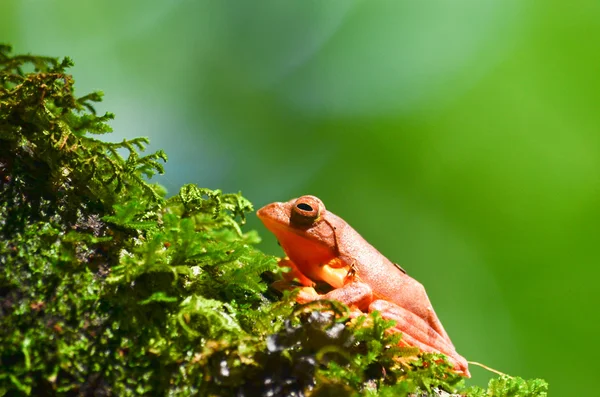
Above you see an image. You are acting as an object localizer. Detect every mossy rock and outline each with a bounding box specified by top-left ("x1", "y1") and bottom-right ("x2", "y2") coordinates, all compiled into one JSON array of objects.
[{"x1": 0, "y1": 45, "x2": 547, "y2": 397}]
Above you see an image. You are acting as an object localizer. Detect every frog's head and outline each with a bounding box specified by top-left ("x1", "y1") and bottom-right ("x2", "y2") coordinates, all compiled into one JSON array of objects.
[{"x1": 257, "y1": 195, "x2": 346, "y2": 283}]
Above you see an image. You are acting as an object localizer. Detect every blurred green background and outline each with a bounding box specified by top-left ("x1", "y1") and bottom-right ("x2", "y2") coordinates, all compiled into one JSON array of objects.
[{"x1": 2, "y1": 1, "x2": 598, "y2": 394}]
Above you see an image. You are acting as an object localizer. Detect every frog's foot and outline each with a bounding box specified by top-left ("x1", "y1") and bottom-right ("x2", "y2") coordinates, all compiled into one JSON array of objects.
[
  {"x1": 295, "y1": 286, "x2": 322, "y2": 303},
  {"x1": 289, "y1": 281, "x2": 374, "y2": 312},
  {"x1": 315, "y1": 281, "x2": 373, "y2": 311},
  {"x1": 370, "y1": 300, "x2": 470, "y2": 377},
  {"x1": 296, "y1": 287, "x2": 366, "y2": 322}
]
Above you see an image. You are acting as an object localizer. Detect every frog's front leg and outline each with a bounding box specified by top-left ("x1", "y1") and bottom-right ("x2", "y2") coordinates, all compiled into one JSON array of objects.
[
  {"x1": 271, "y1": 259, "x2": 365, "y2": 305},
  {"x1": 294, "y1": 280, "x2": 374, "y2": 311},
  {"x1": 370, "y1": 300, "x2": 470, "y2": 377},
  {"x1": 277, "y1": 258, "x2": 315, "y2": 287},
  {"x1": 272, "y1": 258, "x2": 356, "y2": 298}
]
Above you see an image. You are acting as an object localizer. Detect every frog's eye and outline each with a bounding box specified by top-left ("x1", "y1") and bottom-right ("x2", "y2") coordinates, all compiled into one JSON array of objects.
[{"x1": 291, "y1": 195, "x2": 324, "y2": 225}]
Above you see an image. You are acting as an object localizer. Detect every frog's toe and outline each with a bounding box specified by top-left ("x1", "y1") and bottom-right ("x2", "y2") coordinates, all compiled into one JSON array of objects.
[{"x1": 296, "y1": 286, "x2": 321, "y2": 303}]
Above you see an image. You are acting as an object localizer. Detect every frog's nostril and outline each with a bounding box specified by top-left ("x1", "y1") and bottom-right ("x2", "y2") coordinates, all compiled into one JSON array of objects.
[{"x1": 296, "y1": 203, "x2": 313, "y2": 211}]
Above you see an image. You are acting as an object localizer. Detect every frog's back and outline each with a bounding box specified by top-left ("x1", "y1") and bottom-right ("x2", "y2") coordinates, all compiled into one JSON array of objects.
[{"x1": 333, "y1": 214, "x2": 450, "y2": 341}]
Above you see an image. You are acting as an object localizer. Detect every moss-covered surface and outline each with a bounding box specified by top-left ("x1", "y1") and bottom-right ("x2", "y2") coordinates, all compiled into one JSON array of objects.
[{"x1": 0, "y1": 45, "x2": 547, "y2": 396}]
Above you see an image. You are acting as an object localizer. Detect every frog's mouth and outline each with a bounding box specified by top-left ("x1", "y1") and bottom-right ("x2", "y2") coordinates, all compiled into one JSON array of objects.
[
  {"x1": 256, "y1": 202, "x2": 290, "y2": 227},
  {"x1": 258, "y1": 201, "x2": 349, "y2": 288},
  {"x1": 257, "y1": 202, "x2": 334, "y2": 246}
]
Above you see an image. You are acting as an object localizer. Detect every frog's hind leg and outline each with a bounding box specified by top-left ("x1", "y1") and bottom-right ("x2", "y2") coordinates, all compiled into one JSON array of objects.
[
  {"x1": 369, "y1": 300, "x2": 470, "y2": 377},
  {"x1": 392, "y1": 277, "x2": 454, "y2": 347}
]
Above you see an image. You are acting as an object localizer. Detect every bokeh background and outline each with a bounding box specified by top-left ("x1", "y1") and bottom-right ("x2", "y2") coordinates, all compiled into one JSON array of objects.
[{"x1": 2, "y1": 1, "x2": 598, "y2": 394}]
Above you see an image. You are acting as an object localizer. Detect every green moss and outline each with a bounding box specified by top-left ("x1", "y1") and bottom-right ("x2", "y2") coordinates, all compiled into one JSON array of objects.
[{"x1": 0, "y1": 45, "x2": 547, "y2": 396}]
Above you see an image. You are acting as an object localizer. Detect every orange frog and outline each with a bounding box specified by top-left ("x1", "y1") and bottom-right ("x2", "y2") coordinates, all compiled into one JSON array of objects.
[{"x1": 257, "y1": 195, "x2": 470, "y2": 377}]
